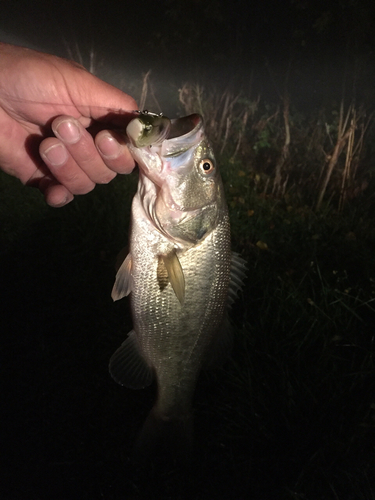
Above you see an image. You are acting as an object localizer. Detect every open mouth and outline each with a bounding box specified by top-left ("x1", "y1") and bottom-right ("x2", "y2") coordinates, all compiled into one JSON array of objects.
[{"x1": 167, "y1": 113, "x2": 202, "y2": 140}]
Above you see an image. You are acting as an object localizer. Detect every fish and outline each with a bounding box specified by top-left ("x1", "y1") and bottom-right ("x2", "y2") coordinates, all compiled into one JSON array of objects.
[{"x1": 110, "y1": 111, "x2": 246, "y2": 463}]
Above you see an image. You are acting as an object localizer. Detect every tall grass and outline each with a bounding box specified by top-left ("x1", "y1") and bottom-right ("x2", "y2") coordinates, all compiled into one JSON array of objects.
[
  {"x1": 1, "y1": 68, "x2": 375, "y2": 499},
  {"x1": 174, "y1": 79, "x2": 375, "y2": 497},
  {"x1": 178, "y1": 83, "x2": 375, "y2": 213}
]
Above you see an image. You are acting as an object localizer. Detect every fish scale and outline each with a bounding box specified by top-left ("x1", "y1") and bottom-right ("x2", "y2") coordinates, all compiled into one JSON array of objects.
[
  {"x1": 109, "y1": 112, "x2": 245, "y2": 461},
  {"x1": 131, "y1": 212, "x2": 231, "y2": 415}
]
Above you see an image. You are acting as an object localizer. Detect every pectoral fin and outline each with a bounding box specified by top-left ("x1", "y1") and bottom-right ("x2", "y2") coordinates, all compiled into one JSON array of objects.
[
  {"x1": 111, "y1": 253, "x2": 133, "y2": 301},
  {"x1": 161, "y1": 251, "x2": 185, "y2": 304},
  {"x1": 109, "y1": 330, "x2": 154, "y2": 389}
]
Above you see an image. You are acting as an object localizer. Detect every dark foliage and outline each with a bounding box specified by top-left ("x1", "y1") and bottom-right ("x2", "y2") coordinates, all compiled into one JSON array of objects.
[{"x1": 1, "y1": 162, "x2": 375, "y2": 499}]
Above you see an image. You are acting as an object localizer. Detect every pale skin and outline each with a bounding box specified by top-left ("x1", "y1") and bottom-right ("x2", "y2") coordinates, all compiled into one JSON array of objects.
[{"x1": 0, "y1": 43, "x2": 138, "y2": 207}]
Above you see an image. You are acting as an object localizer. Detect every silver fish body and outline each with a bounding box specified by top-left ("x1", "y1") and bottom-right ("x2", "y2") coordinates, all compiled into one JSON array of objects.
[{"x1": 110, "y1": 112, "x2": 245, "y2": 459}]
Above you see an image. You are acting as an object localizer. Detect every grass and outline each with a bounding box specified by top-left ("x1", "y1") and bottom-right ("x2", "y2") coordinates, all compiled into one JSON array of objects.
[
  {"x1": 1, "y1": 99, "x2": 375, "y2": 499},
  {"x1": 212, "y1": 162, "x2": 375, "y2": 498}
]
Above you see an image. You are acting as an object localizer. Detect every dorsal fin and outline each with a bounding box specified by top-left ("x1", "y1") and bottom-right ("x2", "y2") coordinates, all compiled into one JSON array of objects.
[
  {"x1": 203, "y1": 252, "x2": 246, "y2": 369},
  {"x1": 227, "y1": 252, "x2": 247, "y2": 307}
]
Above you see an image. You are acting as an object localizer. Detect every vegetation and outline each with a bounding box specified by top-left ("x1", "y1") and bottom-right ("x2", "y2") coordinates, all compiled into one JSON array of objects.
[
  {"x1": 2, "y1": 64, "x2": 375, "y2": 499},
  {"x1": 176, "y1": 81, "x2": 375, "y2": 213}
]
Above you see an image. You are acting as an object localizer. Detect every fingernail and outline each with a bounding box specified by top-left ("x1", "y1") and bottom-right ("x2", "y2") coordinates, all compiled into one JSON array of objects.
[
  {"x1": 42, "y1": 144, "x2": 68, "y2": 166},
  {"x1": 54, "y1": 119, "x2": 81, "y2": 144},
  {"x1": 96, "y1": 133, "x2": 121, "y2": 159},
  {"x1": 53, "y1": 195, "x2": 70, "y2": 207}
]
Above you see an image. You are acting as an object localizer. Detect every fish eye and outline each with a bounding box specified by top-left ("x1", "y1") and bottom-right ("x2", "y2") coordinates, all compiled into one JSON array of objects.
[{"x1": 199, "y1": 158, "x2": 215, "y2": 174}]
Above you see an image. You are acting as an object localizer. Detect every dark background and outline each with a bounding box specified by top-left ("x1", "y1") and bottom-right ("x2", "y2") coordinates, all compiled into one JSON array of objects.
[
  {"x1": 2, "y1": 0, "x2": 375, "y2": 108},
  {"x1": 1, "y1": 1, "x2": 375, "y2": 499}
]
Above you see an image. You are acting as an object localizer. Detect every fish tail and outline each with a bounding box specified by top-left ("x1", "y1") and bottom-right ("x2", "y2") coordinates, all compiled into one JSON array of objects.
[{"x1": 133, "y1": 406, "x2": 193, "y2": 467}]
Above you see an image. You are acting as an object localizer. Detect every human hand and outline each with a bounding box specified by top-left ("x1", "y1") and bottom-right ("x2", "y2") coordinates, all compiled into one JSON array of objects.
[{"x1": 0, "y1": 43, "x2": 138, "y2": 207}]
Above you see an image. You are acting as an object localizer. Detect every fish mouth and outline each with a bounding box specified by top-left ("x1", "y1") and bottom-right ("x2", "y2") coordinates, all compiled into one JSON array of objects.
[
  {"x1": 126, "y1": 113, "x2": 203, "y2": 152},
  {"x1": 129, "y1": 113, "x2": 216, "y2": 242},
  {"x1": 127, "y1": 114, "x2": 205, "y2": 187},
  {"x1": 161, "y1": 114, "x2": 204, "y2": 157},
  {"x1": 167, "y1": 114, "x2": 202, "y2": 140}
]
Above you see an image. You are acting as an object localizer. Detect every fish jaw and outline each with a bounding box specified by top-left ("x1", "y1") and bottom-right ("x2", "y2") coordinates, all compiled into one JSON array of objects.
[
  {"x1": 126, "y1": 111, "x2": 171, "y2": 148},
  {"x1": 128, "y1": 115, "x2": 223, "y2": 247},
  {"x1": 126, "y1": 113, "x2": 205, "y2": 188}
]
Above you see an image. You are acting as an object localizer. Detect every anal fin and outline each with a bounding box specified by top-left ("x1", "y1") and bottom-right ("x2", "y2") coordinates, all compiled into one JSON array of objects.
[{"x1": 109, "y1": 330, "x2": 154, "y2": 389}]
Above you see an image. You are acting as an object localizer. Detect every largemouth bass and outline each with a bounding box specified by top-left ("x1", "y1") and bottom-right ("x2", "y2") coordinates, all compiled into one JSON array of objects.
[{"x1": 110, "y1": 111, "x2": 245, "y2": 461}]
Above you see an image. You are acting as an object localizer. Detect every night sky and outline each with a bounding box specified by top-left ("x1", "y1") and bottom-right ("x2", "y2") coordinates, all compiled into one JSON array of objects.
[
  {"x1": 1, "y1": 0, "x2": 374, "y2": 122},
  {"x1": 2, "y1": 0, "x2": 374, "y2": 97}
]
